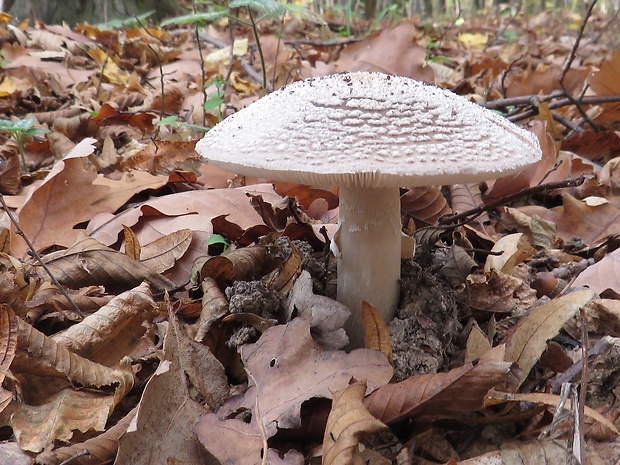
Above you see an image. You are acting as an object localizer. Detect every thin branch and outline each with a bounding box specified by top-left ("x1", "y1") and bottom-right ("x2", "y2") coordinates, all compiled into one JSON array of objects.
[
  {"x1": 558, "y1": 0, "x2": 599, "y2": 131},
  {"x1": 0, "y1": 194, "x2": 85, "y2": 319},
  {"x1": 437, "y1": 176, "x2": 586, "y2": 226}
]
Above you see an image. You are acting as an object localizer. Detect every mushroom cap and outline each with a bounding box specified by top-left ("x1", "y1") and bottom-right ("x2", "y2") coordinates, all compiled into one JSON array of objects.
[{"x1": 196, "y1": 72, "x2": 542, "y2": 189}]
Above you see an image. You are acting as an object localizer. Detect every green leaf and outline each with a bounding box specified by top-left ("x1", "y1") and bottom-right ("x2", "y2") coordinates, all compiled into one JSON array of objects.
[
  {"x1": 229, "y1": 0, "x2": 284, "y2": 16},
  {"x1": 158, "y1": 115, "x2": 179, "y2": 126},
  {"x1": 204, "y1": 97, "x2": 225, "y2": 111},
  {"x1": 96, "y1": 10, "x2": 155, "y2": 29},
  {"x1": 161, "y1": 10, "x2": 226, "y2": 26},
  {"x1": 208, "y1": 234, "x2": 230, "y2": 250},
  {"x1": 24, "y1": 127, "x2": 50, "y2": 136}
]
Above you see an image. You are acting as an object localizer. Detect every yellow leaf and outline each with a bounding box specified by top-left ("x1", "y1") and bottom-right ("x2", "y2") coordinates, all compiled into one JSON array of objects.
[{"x1": 458, "y1": 32, "x2": 488, "y2": 49}]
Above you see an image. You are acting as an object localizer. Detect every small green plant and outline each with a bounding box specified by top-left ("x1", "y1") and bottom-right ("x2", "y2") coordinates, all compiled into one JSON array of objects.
[
  {"x1": 204, "y1": 75, "x2": 228, "y2": 123},
  {"x1": 157, "y1": 115, "x2": 211, "y2": 133},
  {"x1": 0, "y1": 117, "x2": 50, "y2": 171},
  {"x1": 208, "y1": 233, "x2": 230, "y2": 254}
]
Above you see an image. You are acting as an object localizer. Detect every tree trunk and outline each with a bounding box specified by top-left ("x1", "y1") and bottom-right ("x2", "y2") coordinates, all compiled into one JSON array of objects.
[
  {"x1": 8, "y1": 0, "x2": 180, "y2": 26},
  {"x1": 364, "y1": 0, "x2": 377, "y2": 19}
]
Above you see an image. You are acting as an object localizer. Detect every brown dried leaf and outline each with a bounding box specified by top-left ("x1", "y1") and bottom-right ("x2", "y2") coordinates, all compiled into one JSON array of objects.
[
  {"x1": 365, "y1": 358, "x2": 515, "y2": 424},
  {"x1": 362, "y1": 301, "x2": 393, "y2": 364},
  {"x1": 200, "y1": 245, "x2": 272, "y2": 289},
  {"x1": 401, "y1": 186, "x2": 451, "y2": 227},
  {"x1": 8, "y1": 387, "x2": 130, "y2": 453},
  {"x1": 0, "y1": 305, "x2": 17, "y2": 412},
  {"x1": 122, "y1": 224, "x2": 141, "y2": 260},
  {"x1": 503, "y1": 290, "x2": 596, "y2": 388},
  {"x1": 264, "y1": 238, "x2": 302, "y2": 296},
  {"x1": 195, "y1": 277, "x2": 229, "y2": 340},
  {"x1": 12, "y1": 139, "x2": 111, "y2": 257},
  {"x1": 116, "y1": 313, "x2": 227, "y2": 465},
  {"x1": 34, "y1": 406, "x2": 137, "y2": 465},
  {"x1": 36, "y1": 234, "x2": 176, "y2": 292},
  {"x1": 323, "y1": 382, "x2": 389, "y2": 465},
  {"x1": 12, "y1": 316, "x2": 135, "y2": 389},
  {"x1": 219, "y1": 318, "x2": 392, "y2": 439},
  {"x1": 335, "y1": 22, "x2": 434, "y2": 81},
  {"x1": 0, "y1": 139, "x2": 20, "y2": 195},
  {"x1": 572, "y1": 247, "x2": 620, "y2": 295},
  {"x1": 51, "y1": 282, "x2": 158, "y2": 364},
  {"x1": 138, "y1": 228, "x2": 192, "y2": 274}
]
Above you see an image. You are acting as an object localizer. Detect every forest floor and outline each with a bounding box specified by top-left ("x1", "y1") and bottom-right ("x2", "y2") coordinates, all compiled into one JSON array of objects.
[{"x1": 1, "y1": 4, "x2": 620, "y2": 465}]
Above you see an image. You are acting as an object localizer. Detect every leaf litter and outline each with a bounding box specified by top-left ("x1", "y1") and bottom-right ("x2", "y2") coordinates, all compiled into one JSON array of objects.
[{"x1": 0, "y1": 5, "x2": 620, "y2": 465}]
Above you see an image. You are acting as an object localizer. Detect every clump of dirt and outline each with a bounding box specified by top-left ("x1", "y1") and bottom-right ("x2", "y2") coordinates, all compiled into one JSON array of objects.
[{"x1": 389, "y1": 261, "x2": 462, "y2": 381}]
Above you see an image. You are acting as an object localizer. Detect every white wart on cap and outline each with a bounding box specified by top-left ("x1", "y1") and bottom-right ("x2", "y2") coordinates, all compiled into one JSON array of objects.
[{"x1": 196, "y1": 72, "x2": 542, "y2": 347}]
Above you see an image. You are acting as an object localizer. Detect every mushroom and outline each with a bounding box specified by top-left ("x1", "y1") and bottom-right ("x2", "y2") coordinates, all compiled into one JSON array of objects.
[{"x1": 195, "y1": 72, "x2": 542, "y2": 347}]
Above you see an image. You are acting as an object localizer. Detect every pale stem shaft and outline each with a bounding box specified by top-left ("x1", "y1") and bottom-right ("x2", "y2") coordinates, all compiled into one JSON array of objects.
[{"x1": 336, "y1": 186, "x2": 401, "y2": 347}]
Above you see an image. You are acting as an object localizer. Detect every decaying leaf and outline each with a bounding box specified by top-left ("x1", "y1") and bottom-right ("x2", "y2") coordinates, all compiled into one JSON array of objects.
[
  {"x1": 116, "y1": 313, "x2": 228, "y2": 465},
  {"x1": 362, "y1": 301, "x2": 393, "y2": 364},
  {"x1": 51, "y1": 281, "x2": 158, "y2": 364},
  {"x1": 365, "y1": 358, "x2": 516, "y2": 424},
  {"x1": 34, "y1": 407, "x2": 137, "y2": 465},
  {"x1": 218, "y1": 318, "x2": 392, "y2": 439},
  {"x1": 0, "y1": 304, "x2": 17, "y2": 412},
  {"x1": 503, "y1": 290, "x2": 596, "y2": 388},
  {"x1": 34, "y1": 234, "x2": 176, "y2": 292},
  {"x1": 323, "y1": 382, "x2": 389, "y2": 465}
]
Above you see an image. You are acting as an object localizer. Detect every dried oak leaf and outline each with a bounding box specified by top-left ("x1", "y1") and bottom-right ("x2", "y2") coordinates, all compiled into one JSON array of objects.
[
  {"x1": 217, "y1": 318, "x2": 393, "y2": 439},
  {"x1": 11, "y1": 138, "x2": 111, "y2": 257},
  {"x1": 34, "y1": 234, "x2": 176, "y2": 293}
]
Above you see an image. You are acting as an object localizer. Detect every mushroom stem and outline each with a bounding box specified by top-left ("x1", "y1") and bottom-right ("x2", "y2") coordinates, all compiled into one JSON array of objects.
[{"x1": 336, "y1": 186, "x2": 401, "y2": 347}]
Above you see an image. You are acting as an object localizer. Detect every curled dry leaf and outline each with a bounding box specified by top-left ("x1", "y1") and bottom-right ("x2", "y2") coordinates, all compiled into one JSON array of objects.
[
  {"x1": 0, "y1": 139, "x2": 20, "y2": 195},
  {"x1": 51, "y1": 281, "x2": 158, "y2": 364},
  {"x1": 448, "y1": 183, "x2": 491, "y2": 233},
  {"x1": 364, "y1": 359, "x2": 516, "y2": 424},
  {"x1": 199, "y1": 245, "x2": 272, "y2": 289},
  {"x1": 35, "y1": 234, "x2": 176, "y2": 292},
  {"x1": 122, "y1": 225, "x2": 141, "y2": 261},
  {"x1": 265, "y1": 238, "x2": 304, "y2": 291},
  {"x1": 34, "y1": 406, "x2": 137, "y2": 465},
  {"x1": 503, "y1": 289, "x2": 596, "y2": 388},
  {"x1": 195, "y1": 276, "x2": 229, "y2": 341},
  {"x1": 400, "y1": 185, "x2": 451, "y2": 227},
  {"x1": 11, "y1": 316, "x2": 135, "y2": 389},
  {"x1": 323, "y1": 382, "x2": 389, "y2": 465},
  {"x1": 0, "y1": 305, "x2": 17, "y2": 412},
  {"x1": 362, "y1": 301, "x2": 393, "y2": 364}
]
